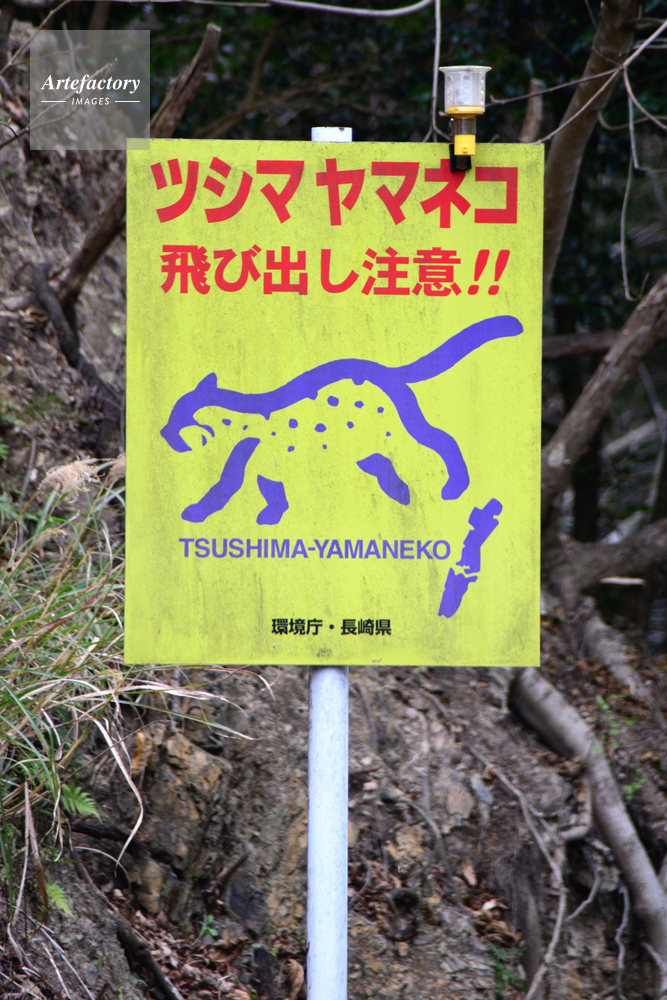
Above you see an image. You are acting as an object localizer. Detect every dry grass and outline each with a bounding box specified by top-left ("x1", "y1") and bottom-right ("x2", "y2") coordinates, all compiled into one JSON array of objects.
[{"x1": 0, "y1": 459, "x2": 246, "y2": 921}]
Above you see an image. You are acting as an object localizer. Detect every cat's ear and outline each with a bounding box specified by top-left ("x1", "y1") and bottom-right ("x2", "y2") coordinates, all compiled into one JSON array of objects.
[{"x1": 196, "y1": 373, "x2": 217, "y2": 391}]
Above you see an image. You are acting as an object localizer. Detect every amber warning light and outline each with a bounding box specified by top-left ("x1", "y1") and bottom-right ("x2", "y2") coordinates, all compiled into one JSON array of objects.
[{"x1": 440, "y1": 65, "x2": 491, "y2": 169}]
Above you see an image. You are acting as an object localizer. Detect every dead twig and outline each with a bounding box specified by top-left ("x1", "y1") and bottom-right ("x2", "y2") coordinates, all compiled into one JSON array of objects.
[
  {"x1": 461, "y1": 739, "x2": 553, "y2": 838},
  {"x1": 116, "y1": 917, "x2": 184, "y2": 1000},
  {"x1": 6, "y1": 924, "x2": 28, "y2": 967},
  {"x1": 348, "y1": 856, "x2": 372, "y2": 909},
  {"x1": 406, "y1": 680, "x2": 452, "y2": 730},
  {"x1": 207, "y1": 841, "x2": 251, "y2": 897},
  {"x1": 541, "y1": 328, "x2": 662, "y2": 360},
  {"x1": 615, "y1": 882, "x2": 630, "y2": 1000},
  {"x1": 37, "y1": 926, "x2": 98, "y2": 1000},
  {"x1": 148, "y1": 22, "x2": 222, "y2": 140},
  {"x1": 55, "y1": 22, "x2": 221, "y2": 308},
  {"x1": 565, "y1": 862, "x2": 601, "y2": 924},
  {"x1": 0, "y1": 0, "x2": 72, "y2": 79},
  {"x1": 642, "y1": 941, "x2": 667, "y2": 996},
  {"x1": 523, "y1": 855, "x2": 567, "y2": 1000},
  {"x1": 37, "y1": 938, "x2": 71, "y2": 998}
]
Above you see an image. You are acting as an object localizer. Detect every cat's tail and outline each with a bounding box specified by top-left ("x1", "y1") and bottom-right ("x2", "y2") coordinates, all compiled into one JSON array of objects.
[{"x1": 399, "y1": 316, "x2": 523, "y2": 384}]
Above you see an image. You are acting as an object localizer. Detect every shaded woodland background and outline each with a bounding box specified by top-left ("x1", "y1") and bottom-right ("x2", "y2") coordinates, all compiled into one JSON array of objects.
[{"x1": 1, "y1": 0, "x2": 667, "y2": 998}]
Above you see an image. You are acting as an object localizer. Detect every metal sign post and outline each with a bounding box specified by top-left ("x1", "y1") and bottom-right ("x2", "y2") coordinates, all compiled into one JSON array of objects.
[
  {"x1": 306, "y1": 126, "x2": 352, "y2": 1000},
  {"x1": 308, "y1": 663, "x2": 349, "y2": 1000}
]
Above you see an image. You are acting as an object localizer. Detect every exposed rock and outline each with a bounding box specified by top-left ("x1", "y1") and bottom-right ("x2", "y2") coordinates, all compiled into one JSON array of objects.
[{"x1": 24, "y1": 878, "x2": 143, "y2": 1000}]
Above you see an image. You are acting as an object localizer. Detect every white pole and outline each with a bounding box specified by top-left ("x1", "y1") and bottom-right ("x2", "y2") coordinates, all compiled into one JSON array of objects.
[
  {"x1": 308, "y1": 665, "x2": 349, "y2": 1000},
  {"x1": 307, "y1": 125, "x2": 352, "y2": 1000}
]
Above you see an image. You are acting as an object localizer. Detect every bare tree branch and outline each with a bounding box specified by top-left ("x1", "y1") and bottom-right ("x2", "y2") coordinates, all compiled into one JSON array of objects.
[
  {"x1": 195, "y1": 19, "x2": 281, "y2": 139},
  {"x1": 542, "y1": 0, "x2": 639, "y2": 298},
  {"x1": 624, "y1": 66, "x2": 667, "y2": 137},
  {"x1": 47, "y1": 23, "x2": 221, "y2": 307},
  {"x1": 542, "y1": 328, "x2": 667, "y2": 360},
  {"x1": 149, "y1": 22, "x2": 222, "y2": 139},
  {"x1": 541, "y1": 272, "x2": 667, "y2": 521},
  {"x1": 490, "y1": 69, "x2": 618, "y2": 108},
  {"x1": 100, "y1": 0, "x2": 434, "y2": 8},
  {"x1": 0, "y1": 0, "x2": 72, "y2": 79},
  {"x1": 15, "y1": 0, "x2": 59, "y2": 8},
  {"x1": 1, "y1": 24, "x2": 221, "y2": 321},
  {"x1": 116, "y1": 917, "x2": 183, "y2": 1000},
  {"x1": 266, "y1": 0, "x2": 433, "y2": 18},
  {"x1": 195, "y1": 65, "x2": 361, "y2": 139},
  {"x1": 49, "y1": 180, "x2": 127, "y2": 305}
]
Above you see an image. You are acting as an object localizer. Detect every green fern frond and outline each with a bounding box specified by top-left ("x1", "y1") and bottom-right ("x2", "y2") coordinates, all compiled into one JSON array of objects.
[
  {"x1": 45, "y1": 881, "x2": 73, "y2": 916},
  {"x1": 60, "y1": 783, "x2": 100, "y2": 819},
  {"x1": 0, "y1": 492, "x2": 17, "y2": 522}
]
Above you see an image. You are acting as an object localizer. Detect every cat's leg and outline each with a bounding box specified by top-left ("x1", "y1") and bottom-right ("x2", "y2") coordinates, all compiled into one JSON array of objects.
[
  {"x1": 356, "y1": 453, "x2": 410, "y2": 505},
  {"x1": 182, "y1": 437, "x2": 260, "y2": 522},
  {"x1": 256, "y1": 476, "x2": 289, "y2": 525}
]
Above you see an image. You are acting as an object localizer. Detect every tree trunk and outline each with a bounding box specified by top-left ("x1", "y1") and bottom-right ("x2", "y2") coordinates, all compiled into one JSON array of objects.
[
  {"x1": 542, "y1": 0, "x2": 639, "y2": 298},
  {"x1": 541, "y1": 273, "x2": 667, "y2": 522}
]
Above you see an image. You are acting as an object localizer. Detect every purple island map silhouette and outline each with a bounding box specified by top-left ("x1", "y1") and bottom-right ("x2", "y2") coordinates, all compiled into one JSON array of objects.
[{"x1": 161, "y1": 315, "x2": 521, "y2": 618}]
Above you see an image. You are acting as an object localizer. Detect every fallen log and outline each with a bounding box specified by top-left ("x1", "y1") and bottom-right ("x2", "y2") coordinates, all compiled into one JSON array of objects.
[{"x1": 565, "y1": 517, "x2": 667, "y2": 595}]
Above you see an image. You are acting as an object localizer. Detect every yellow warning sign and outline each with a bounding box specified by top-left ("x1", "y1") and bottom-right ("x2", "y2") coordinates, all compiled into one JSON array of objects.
[{"x1": 125, "y1": 139, "x2": 543, "y2": 667}]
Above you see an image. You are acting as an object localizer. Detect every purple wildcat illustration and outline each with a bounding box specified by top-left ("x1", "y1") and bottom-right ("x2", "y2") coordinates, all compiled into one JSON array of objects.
[{"x1": 160, "y1": 315, "x2": 522, "y2": 616}]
